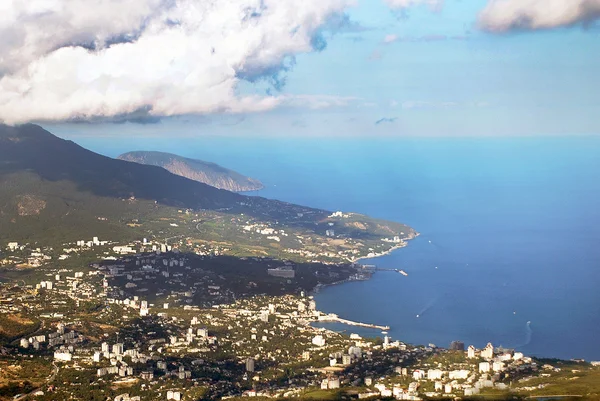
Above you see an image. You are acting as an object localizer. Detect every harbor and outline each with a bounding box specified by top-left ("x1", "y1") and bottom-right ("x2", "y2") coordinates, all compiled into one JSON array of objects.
[
  {"x1": 359, "y1": 264, "x2": 409, "y2": 276},
  {"x1": 318, "y1": 313, "x2": 390, "y2": 331}
]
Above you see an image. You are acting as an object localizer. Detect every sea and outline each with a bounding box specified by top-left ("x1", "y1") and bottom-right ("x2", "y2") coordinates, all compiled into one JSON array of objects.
[{"x1": 79, "y1": 135, "x2": 600, "y2": 361}]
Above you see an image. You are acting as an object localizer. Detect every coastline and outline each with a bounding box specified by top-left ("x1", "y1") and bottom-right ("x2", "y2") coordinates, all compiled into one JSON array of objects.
[
  {"x1": 311, "y1": 230, "x2": 420, "y2": 296},
  {"x1": 308, "y1": 231, "x2": 420, "y2": 331},
  {"x1": 310, "y1": 275, "x2": 367, "y2": 296},
  {"x1": 308, "y1": 231, "x2": 418, "y2": 340},
  {"x1": 350, "y1": 231, "x2": 420, "y2": 264}
]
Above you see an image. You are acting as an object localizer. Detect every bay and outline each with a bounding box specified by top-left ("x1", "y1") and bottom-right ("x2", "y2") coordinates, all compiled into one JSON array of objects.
[{"x1": 81, "y1": 135, "x2": 600, "y2": 360}]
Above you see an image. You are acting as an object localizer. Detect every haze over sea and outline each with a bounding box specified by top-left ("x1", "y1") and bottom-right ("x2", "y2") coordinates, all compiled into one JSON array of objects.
[{"x1": 83, "y1": 135, "x2": 600, "y2": 361}]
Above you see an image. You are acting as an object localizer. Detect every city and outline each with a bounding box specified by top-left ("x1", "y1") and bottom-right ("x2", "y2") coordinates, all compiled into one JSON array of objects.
[{"x1": 1, "y1": 238, "x2": 597, "y2": 401}]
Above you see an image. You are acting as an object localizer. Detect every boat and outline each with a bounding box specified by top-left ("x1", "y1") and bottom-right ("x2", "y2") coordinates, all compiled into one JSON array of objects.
[{"x1": 398, "y1": 270, "x2": 408, "y2": 276}]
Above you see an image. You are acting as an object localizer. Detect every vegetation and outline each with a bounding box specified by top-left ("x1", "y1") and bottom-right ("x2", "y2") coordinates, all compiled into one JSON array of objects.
[
  {"x1": 0, "y1": 314, "x2": 40, "y2": 343},
  {"x1": 0, "y1": 124, "x2": 415, "y2": 264},
  {"x1": 118, "y1": 151, "x2": 264, "y2": 192},
  {"x1": 514, "y1": 360, "x2": 600, "y2": 399}
]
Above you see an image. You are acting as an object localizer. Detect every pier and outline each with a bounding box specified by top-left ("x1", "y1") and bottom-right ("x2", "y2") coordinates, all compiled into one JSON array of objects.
[
  {"x1": 373, "y1": 267, "x2": 409, "y2": 276},
  {"x1": 318, "y1": 314, "x2": 390, "y2": 331},
  {"x1": 359, "y1": 264, "x2": 407, "y2": 275}
]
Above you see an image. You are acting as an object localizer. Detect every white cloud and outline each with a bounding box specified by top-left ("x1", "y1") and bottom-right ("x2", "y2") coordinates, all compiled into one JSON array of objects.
[
  {"x1": 384, "y1": 0, "x2": 444, "y2": 11},
  {"x1": 0, "y1": 0, "x2": 355, "y2": 124},
  {"x1": 401, "y1": 100, "x2": 463, "y2": 109},
  {"x1": 383, "y1": 34, "x2": 399, "y2": 43},
  {"x1": 0, "y1": 0, "x2": 166, "y2": 75},
  {"x1": 479, "y1": 0, "x2": 600, "y2": 32},
  {"x1": 282, "y1": 95, "x2": 358, "y2": 109}
]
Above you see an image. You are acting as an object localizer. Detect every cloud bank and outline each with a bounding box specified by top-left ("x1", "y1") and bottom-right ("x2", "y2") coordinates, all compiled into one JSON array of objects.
[
  {"x1": 384, "y1": 0, "x2": 444, "y2": 10},
  {"x1": 479, "y1": 0, "x2": 600, "y2": 32},
  {"x1": 0, "y1": 0, "x2": 354, "y2": 124}
]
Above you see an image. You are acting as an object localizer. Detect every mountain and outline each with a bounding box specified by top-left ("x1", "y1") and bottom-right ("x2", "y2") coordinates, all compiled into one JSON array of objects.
[
  {"x1": 0, "y1": 124, "x2": 323, "y2": 244},
  {"x1": 118, "y1": 151, "x2": 263, "y2": 192},
  {"x1": 0, "y1": 124, "x2": 243, "y2": 210},
  {"x1": 0, "y1": 124, "x2": 415, "y2": 260},
  {"x1": 0, "y1": 124, "x2": 241, "y2": 243}
]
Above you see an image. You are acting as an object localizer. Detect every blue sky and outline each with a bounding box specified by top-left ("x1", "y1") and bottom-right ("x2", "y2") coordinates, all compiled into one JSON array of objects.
[
  {"x1": 235, "y1": 0, "x2": 599, "y2": 137},
  {"x1": 6, "y1": 0, "x2": 598, "y2": 138}
]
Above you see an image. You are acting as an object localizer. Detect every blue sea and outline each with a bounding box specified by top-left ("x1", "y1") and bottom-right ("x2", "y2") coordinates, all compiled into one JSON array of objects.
[{"x1": 78, "y1": 135, "x2": 600, "y2": 361}]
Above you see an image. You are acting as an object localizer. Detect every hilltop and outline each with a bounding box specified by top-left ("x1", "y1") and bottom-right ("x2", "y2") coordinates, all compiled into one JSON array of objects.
[
  {"x1": 118, "y1": 151, "x2": 263, "y2": 192},
  {"x1": 0, "y1": 124, "x2": 241, "y2": 209},
  {"x1": 0, "y1": 124, "x2": 415, "y2": 260},
  {"x1": 0, "y1": 124, "x2": 240, "y2": 244}
]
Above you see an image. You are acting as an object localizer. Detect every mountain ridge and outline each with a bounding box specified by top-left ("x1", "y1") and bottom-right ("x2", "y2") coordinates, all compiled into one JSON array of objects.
[
  {"x1": 0, "y1": 124, "x2": 242, "y2": 210},
  {"x1": 0, "y1": 124, "x2": 330, "y2": 245},
  {"x1": 0, "y1": 124, "x2": 415, "y2": 264},
  {"x1": 117, "y1": 150, "x2": 263, "y2": 192}
]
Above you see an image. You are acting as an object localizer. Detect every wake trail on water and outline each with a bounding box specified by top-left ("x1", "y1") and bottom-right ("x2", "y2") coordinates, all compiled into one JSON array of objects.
[
  {"x1": 426, "y1": 238, "x2": 444, "y2": 251},
  {"x1": 511, "y1": 321, "x2": 533, "y2": 349},
  {"x1": 524, "y1": 321, "x2": 533, "y2": 346},
  {"x1": 416, "y1": 295, "x2": 442, "y2": 318}
]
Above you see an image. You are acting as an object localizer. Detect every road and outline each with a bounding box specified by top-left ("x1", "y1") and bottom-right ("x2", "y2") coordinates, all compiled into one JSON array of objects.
[{"x1": 14, "y1": 362, "x2": 58, "y2": 401}]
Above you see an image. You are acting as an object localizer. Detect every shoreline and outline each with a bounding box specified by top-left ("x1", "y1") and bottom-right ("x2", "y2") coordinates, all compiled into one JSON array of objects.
[
  {"x1": 350, "y1": 242, "x2": 406, "y2": 264},
  {"x1": 308, "y1": 233, "x2": 420, "y2": 334},
  {"x1": 350, "y1": 231, "x2": 420, "y2": 264},
  {"x1": 310, "y1": 275, "x2": 367, "y2": 296},
  {"x1": 312, "y1": 231, "x2": 420, "y2": 295}
]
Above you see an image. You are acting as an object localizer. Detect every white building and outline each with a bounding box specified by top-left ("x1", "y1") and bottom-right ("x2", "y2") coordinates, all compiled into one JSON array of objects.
[
  {"x1": 112, "y1": 343, "x2": 124, "y2": 355},
  {"x1": 40, "y1": 281, "x2": 53, "y2": 290},
  {"x1": 464, "y1": 387, "x2": 480, "y2": 396},
  {"x1": 140, "y1": 300, "x2": 149, "y2": 317},
  {"x1": 467, "y1": 345, "x2": 477, "y2": 359},
  {"x1": 113, "y1": 246, "x2": 135, "y2": 254},
  {"x1": 481, "y1": 342, "x2": 494, "y2": 359},
  {"x1": 449, "y1": 370, "x2": 470, "y2": 380},
  {"x1": 412, "y1": 370, "x2": 425, "y2": 380},
  {"x1": 312, "y1": 335, "x2": 326, "y2": 347},
  {"x1": 493, "y1": 361, "x2": 505, "y2": 372},
  {"x1": 427, "y1": 369, "x2": 443, "y2": 380},
  {"x1": 479, "y1": 362, "x2": 491, "y2": 373},
  {"x1": 246, "y1": 358, "x2": 255, "y2": 372},
  {"x1": 348, "y1": 346, "x2": 362, "y2": 358},
  {"x1": 328, "y1": 378, "x2": 340, "y2": 389},
  {"x1": 54, "y1": 351, "x2": 72, "y2": 362}
]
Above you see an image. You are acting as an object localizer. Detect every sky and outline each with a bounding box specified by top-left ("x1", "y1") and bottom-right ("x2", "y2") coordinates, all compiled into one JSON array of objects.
[{"x1": 1, "y1": 0, "x2": 599, "y2": 137}]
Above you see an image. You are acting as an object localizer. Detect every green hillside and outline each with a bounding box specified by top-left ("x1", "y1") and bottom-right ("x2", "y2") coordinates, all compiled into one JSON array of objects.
[
  {"x1": 118, "y1": 151, "x2": 263, "y2": 192},
  {"x1": 0, "y1": 124, "x2": 416, "y2": 259}
]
